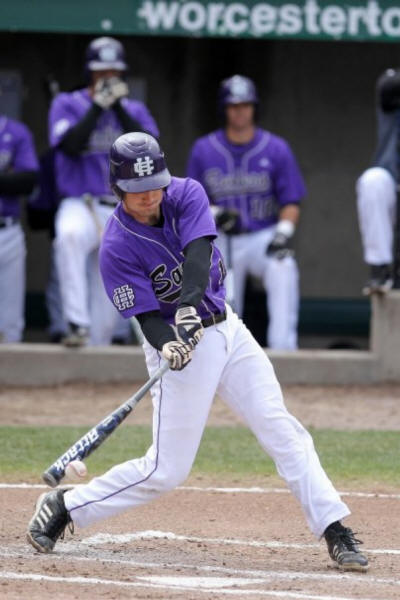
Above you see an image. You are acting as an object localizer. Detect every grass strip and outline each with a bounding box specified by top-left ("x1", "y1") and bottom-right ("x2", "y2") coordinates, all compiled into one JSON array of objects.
[{"x1": 1, "y1": 425, "x2": 400, "y2": 486}]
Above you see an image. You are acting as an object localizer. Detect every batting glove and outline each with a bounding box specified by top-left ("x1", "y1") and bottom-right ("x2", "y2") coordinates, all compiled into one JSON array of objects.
[
  {"x1": 93, "y1": 77, "x2": 128, "y2": 110},
  {"x1": 266, "y1": 232, "x2": 294, "y2": 260},
  {"x1": 161, "y1": 341, "x2": 193, "y2": 371},
  {"x1": 106, "y1": 76, "x2": 129, "y2": 103},
  {"x1": 175, "y1": 306, "x2": 204, "y2": 348},
  {"x1": 266, "y1": 220, "x2": 296, "y2": 260},
  {"x1": 215, "y1": 208, "x2": 241, "y2": 235},
  {"x1": 93, "y1": 78, "x2": 115, "y2": 110}
]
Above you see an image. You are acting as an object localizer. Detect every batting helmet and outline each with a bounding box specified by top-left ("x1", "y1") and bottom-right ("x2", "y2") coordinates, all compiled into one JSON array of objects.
[
  {"x1": 218, "y1": 75, "x2": 258, "y2": 109},
  {"x1": 110, "y1": 132, "x2": 171, "y2": 195},
  {"x1": 85, "y1": 37, "x2": 128, "y2": 72}
]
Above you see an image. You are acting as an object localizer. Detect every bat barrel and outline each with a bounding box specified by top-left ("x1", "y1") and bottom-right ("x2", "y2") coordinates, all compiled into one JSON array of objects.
[{"x1": 41, "y1": 362, "x2": 170, "y2": 487}]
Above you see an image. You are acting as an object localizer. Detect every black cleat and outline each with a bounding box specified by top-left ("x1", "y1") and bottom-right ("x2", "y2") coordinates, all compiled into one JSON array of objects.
[
  {"x1": 362, "y1": 264, "x2": 392, "y2": 296},
  {"x1": 324, "y1": 522, "x2": 368, "y2": 572},
  {"x1": 63, "y1": 322, "x2": 89, "y2": 348},
  {"x1": 27, "y1": 489, "x2": 72, "y2": 553}
]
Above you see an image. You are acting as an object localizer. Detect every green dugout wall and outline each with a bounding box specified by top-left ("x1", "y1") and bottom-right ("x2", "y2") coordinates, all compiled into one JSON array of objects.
[{"x1": 1, "y1": 1, "x2": 398, "y2": 343}]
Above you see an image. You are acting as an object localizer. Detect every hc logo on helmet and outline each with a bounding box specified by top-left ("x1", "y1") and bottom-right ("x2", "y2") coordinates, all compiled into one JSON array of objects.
[
  {"x1": 133, "y1": 156, "x2": 155, "y2": 177},
  {"x1": 99, "y1": 46, "x2": 117, "y2": 62},
  {"x1": 231, "y1": 77, "x2": 249, "y2": 96}
]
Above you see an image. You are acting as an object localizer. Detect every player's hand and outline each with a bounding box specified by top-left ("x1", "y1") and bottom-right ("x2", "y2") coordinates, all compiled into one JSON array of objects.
[
  {"x1": 93, "y1": 78, "x2": 115, "y2": 110},
  {"x1": 175, "y1": 306, "x2": 204, "y2": 348},
  {"x1": 93, "y1": 77, "x2": 128, "y2": 110},
  {"x1": 161, "y1": 341, "x2": 193, "y2": 371},
  {"x1": 266, "y1": 232, "x2": 294, "y2": 260},
  {"x1": 215, "y1": 208, "x2": 241, "y2": 235},
  {"x1": 106, "y1": 76, "x2": 129, "y2": 103}
]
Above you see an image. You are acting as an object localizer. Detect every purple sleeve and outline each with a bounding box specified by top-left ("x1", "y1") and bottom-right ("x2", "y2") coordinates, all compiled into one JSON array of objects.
[
  {"x1": 13, "y1": 125, "x2": 39, "y2": 171},
  {"x1": 48, "y1": 94, "x2": 76, "y2": 147},
  {"x1": 100, "y1": 240, "x2": 160, "y2": 319},
  {"x1": 178, "y1": 178, "x2": 217, "y2": 249},
  {"x1": 186, "y1": 140, "x2": 204, "y2": 183},
  {"x1": 274, "y1": 140, "x2": 306, "y2": 206},
  {"x1": 123, "y1": 99, "x2": 159, "y2": 139}
]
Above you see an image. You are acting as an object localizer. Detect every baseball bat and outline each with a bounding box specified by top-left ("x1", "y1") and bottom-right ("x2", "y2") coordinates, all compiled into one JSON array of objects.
[{"x1": 42, "y1": 361, "x2": 169, "y2": 488}]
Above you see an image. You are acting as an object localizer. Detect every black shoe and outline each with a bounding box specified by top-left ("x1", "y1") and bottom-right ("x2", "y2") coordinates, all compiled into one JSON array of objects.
[
  {"x1": 27, "y1": 489, "x2": 72, "y2": 553},
  {"x1": 324, "y1": 522, "x2": 368, "y2": 571},
  {"x1": 63, "y1": 322, "x2": 89, "y2": 348},
  {"x1": 362, "y1": 264, "x2": 393, "y2": 296}
]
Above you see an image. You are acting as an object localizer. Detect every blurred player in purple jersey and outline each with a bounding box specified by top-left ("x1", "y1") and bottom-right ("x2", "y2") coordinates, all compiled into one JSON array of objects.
[
  {"x1": 27, "y1": 132, "x2": 368, "y2": 573},
  {"x1": 49, "y1": 37, "x2": 159, "y2": 346},
  {"x1": 187, "y1": 75, "x2": 305, "y2": 350},
  {"x1": 0, "y1": 116, "x2": 38, "y2": 342}
]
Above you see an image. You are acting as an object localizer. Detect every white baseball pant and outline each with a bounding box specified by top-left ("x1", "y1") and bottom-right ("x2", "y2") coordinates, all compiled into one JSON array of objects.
[
  {"x1": 216, "y1": 228, "x2": 299, "y2": 350},
  {"x1": 64, "y1": 305, "x2": 349, "y2": 539},
  {"x1": 0, "y1": 223, "x2": 26, "y2": 342},
  {"x1": 54, "y1": 196, "x2": 119, "y2": 345},
  {"x1": 356, "y1": 166, "x2": 397, "y2": 265}
]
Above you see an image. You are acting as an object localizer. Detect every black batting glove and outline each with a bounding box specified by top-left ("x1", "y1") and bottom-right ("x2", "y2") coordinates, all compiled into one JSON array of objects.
[
  {"x1": 175, "y1": 306, "x2": 204, "y2": 348},
  {"x1": 215, "y1": 208, "x2": 241, "y2": 235},
  {"x1": 266, "y1": 232, "x2": 294, "y2": 260}
]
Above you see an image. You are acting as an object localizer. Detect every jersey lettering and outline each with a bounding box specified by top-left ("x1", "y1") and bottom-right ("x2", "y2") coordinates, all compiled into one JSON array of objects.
[{"x1": 150, "y1": 263, "x2": 183, "y2": 303}]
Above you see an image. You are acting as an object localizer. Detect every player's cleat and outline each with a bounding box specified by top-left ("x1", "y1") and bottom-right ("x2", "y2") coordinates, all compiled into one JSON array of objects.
[
  {"x1": 362, "y1": 264, "x2": 393, "y2": 296},
  {"x1": 324, "y1": 522, "x2": 368, "y2": 571},
  {"x1": 63, "y1": 322, "x2": 89, "y2": 347},
  {"x1": 27, "y1": 489, "x2": 72, "y2": 553}
]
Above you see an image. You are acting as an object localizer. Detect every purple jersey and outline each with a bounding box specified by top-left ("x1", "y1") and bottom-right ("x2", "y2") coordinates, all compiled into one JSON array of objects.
[
  {"x1": 0, "y1": 116, "x2": 39, "y2": 218},
  {"x1": 49, "y1": 89, "x2": 159, "y2": 198},
  {"x1": 99, "y1": 177, "x2": 226, "y2": 323},
  {"x1": 187, "y1": 128, "x2": 305, "y2": 233}
]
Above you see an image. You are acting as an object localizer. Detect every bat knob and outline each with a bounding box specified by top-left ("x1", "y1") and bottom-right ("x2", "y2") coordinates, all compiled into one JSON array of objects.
[{"x1": 42, "y1": 470, "x2": 59, "y2": 488}]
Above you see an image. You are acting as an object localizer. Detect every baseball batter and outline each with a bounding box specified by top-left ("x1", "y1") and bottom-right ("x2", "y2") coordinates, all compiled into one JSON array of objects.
[
  {"x1": 0, "y1": 115, "x2": 38, "y2": 342},
  {"x1": 27, "y1": 132, "x2": 368, "y2": 572},
  {"x1": 50, "y1": 36, "x2": 159, "y2": 346},
  {"x1": 187, "y1": 75, "x2": 305, "y2": 350},
  {"x1": 357, "y1": 67, "x2": 400, "y2": 294}
]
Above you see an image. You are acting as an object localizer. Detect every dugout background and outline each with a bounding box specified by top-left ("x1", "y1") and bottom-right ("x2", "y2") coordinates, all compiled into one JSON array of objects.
[{"x1": 0, "y1": 33, "x2": 395, "y2": 343}]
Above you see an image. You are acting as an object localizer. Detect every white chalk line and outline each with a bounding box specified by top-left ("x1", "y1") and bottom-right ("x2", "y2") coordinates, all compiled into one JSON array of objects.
[
  {"x1": 80, "y1": 529, "x2": 400, "y2": 557},
  {"x1": 1, "y1": 544, "x2": 397, "y2": 587},
  {"x1": 2, "y1": 482, "x2": 400, "y2": 500},
  {"x1": 0, "y1": 571, "x2": 382, "y2": 600}
]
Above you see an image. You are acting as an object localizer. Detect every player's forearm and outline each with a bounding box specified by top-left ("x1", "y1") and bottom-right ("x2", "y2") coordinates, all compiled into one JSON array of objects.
[
  {"x1": 58, "y1": 104, "x2": 103, "y2": 156},
  {"x1": 135, "y1": 310, "x2": 176, "y2": 350},
  {"x1": 178, "y1": 237, "x2": 212, "y2": 308},
  {"x1": 0, "y1": 170, "x2": 38, "y2": 195},
  {"x1": 113, "y1": 101, "x2": 149, "y2": 134},
  {"x1": 279, "y1": 204, "x2": 300, "y2": 226}
]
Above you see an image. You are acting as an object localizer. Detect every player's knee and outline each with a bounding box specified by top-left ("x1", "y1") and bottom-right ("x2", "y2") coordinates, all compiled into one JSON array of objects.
[
  {"x1": 357, "y1": 167, "x2": 394, "y2": 199},
  {"x1": 151, "y1": 463, "x2": 191, "y2": 492}
]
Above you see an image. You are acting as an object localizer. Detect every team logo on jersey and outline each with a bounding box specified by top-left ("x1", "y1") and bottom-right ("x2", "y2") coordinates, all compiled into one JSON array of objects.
[
  {"x1": 150, "y1": 263, "x2": 183, "y2": 303},
  {"x1": 133, "y1": 156, "x2": 154, "y2": 177},
  {"x1": 113, "y1": 284, "x2": 135, "y2": 311}
]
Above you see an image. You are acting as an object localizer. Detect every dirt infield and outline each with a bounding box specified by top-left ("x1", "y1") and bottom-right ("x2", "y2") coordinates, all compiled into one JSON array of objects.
[
  {"x1": 2, "y1": 381, "x2": 400, "y2": 429},
  {"x1": 1, "y1": 382, "x2": 400, "y2": 599},
  {"x1": 1, "y1": 484, "x2": 400, "y2": 599}
]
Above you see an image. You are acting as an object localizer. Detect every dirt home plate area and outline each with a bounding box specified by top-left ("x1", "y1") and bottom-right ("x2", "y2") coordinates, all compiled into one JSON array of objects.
[{"x1": 2, "y1": 382, "x2": 400, "y2": 599}]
